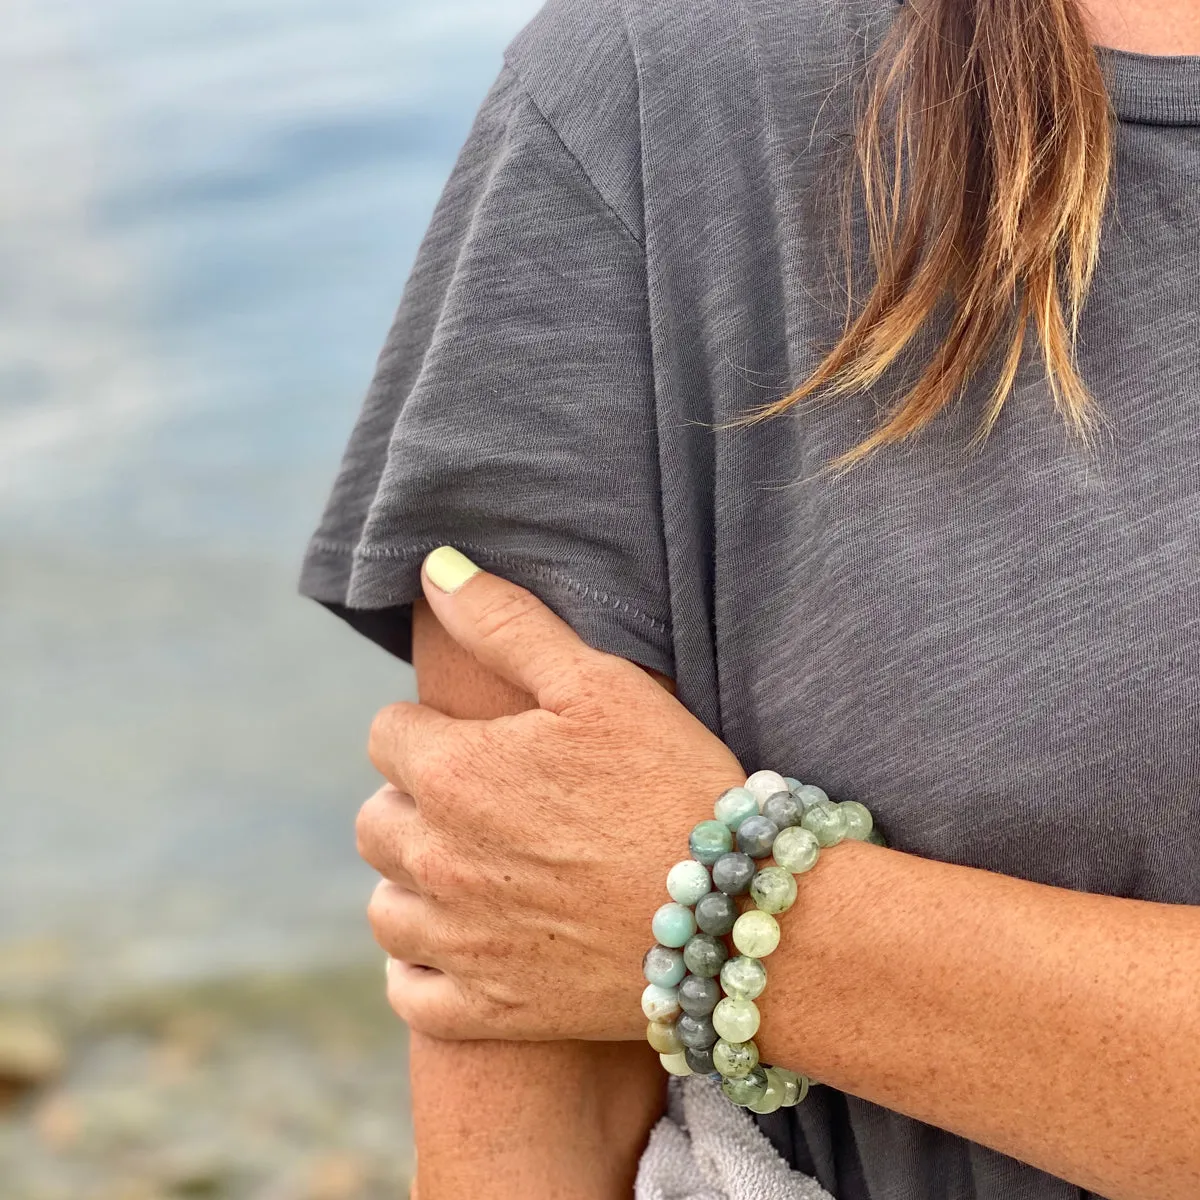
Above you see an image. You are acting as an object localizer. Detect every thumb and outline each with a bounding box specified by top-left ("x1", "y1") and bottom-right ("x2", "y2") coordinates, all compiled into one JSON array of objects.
[{"x1": 419, "y1": 546, "x2": 600, "y2": 711}]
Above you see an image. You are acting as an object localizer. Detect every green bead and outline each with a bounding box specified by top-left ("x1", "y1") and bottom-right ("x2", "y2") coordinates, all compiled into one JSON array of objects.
[
  {"x1": 689, "y1": 820, "x2": 734, "y2": 866},
  {"x1": 793, "y1": 784, "x2": 828, "y2": 811},
  {"x1": 801, "y1": 799, "x2": 848, "y2": 847},
  {"x1": 683, "y1": 933, "x2": 729, "y2": 978},
  {"x1": 840, "y1": 800, "x2": 874, "y2": 840},
  {"x1": 666, "y1": 859, "x2": 712, "y2": 906},
  {"x1": 721, "y1": 1065, "x2": 768, "y2": 1106},
  {"x1": 712, "y1": 997, "x2": 760, "y2": 1043},
  {"x1": 866, "y1": 826, "x2": 888, "y2": 847},
  {"x1": 647, "y1": 1020, "x2": 684, "y2": 1055},
  {"x1": 652, "y1": 902, "x2": 697, "y2": 948},
  {"x1": 712, "y1": 1038, "x2": 759, "y2": 1079},
  {"x1": 774, "y1": 1067, "x2": 809, "y2": 1107},
  {"x1": 747, "y1": 1067, "x2": 787, "y2": 1114},
  {"x1": 713, "y1": 787, "x2": 759, "y2": 831},
  {"x1": 659, "y1": 1051, "x2": 693, "y2": 1077},
  {"x1": 732, "y1": 909, "x2": 780, "y2": 958},
  {"x1": 750, "y1": 865, "x2": 798, "y2": 914},
  {"x1": 772, "y1": 825, "x2": 820, "y2": 874},
  {"x1": 720, "y1": 955, "x2": 767, "y2": 1001}
]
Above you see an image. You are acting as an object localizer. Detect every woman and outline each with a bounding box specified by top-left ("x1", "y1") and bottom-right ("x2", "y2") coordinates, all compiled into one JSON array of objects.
[{"x1": 299, "y1": 0, "x2": 1200, "y2": 1196}]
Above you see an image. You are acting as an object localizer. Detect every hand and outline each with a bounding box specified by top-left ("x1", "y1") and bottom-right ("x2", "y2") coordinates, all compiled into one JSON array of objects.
[{"x1": 358, "y1": 548, "x2": 745, "y2": 1041}]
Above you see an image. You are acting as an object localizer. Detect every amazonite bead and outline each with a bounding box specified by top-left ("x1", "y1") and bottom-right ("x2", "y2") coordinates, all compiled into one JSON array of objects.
[
  {"x1": 647, "y1": 1019, "x2": 684, "y2": 1055},
  {"x1": 677, "y1": 1013, "x2": 718, "y2": 1050},
  {"x1": 721, "y1": 1065, "x2": 768, "y2": 1106},
  {"x1": 801, "y1": 799, "x2": 848, "y2": 847},
  {"x1": 652, "y1": 902, "x2": 697, "y2": 948},
  {"x1": 732, "y1": 909, "x2": 780, "y2": 958},
  {"x1": 713, "y1": 997, "x2": 760, "y2": 1043},
  {"x1": 772, "y1": 825, "x2": 821, "y2": 874},
  {"x1": 774, "y1": 1066, "x2": 809, "y2": 1107},
  {"x1": 683, "y1": 933, "x2": 729, "y2": 978},
  {"x1": 659, "y1": 1051, "x2": 693, "y2": 1077},
  {"x1": 678, "y1": 974, "x2": 721, "y2": 1018},
  {"x1": 711, "y1": 852, "x2": 756, "y2": 896},
  {"x1": 641, "y1": 983, "x2": 681, "y2": 1023},
  {"x1": 745, "y1": 770, "x2": 789, "y2": 805},
  {"x1": 714, "y1": 786, "x2": 759, "y2": 831},
  {"x1": 783, "y1": 776, "x2": 804, "y2": 792},
  {"x1": 666, "y1": 859, "x2": 712, "y2": 906},
  {"x1": 747, "y1": 1067, "x2": 787, "y2": 1114},
  {"x1": 643, "y1": 944, "x2": 686, "y2": 988},
  {"x1": 684, "y1": 1045, "x2": 715, "y2": 1075},
  {"x1": 712, "y1": 1038, "x2": 759, "y2": 1079},
  {"x1": 720, "y1": 955, "x2": 767, "y2": 1001},
  {"x1": 689, "y1": 820, "x2": 734, "y2": 865},
  {"x1": 762, "y1": 790, "x2": 803, "y2": 831},
  {"x1": 736, "y1": 814, "x2": 779, "y2": 859},
  {"x1": 793, "y1": 784, "x2": 829, "y2": 811},
  {"x1": 840, "y1": 800, "x2": 874, "y2": 840},
  {"x1": 750, "y1": 865, "x2": 798, "y2": 915},
  {"x1": 694, "y1": 891, "x2": 739, "y2": 936}
]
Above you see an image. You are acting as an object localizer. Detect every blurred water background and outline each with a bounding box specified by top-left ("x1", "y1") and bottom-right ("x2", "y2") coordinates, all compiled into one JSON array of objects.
[{"x1": 0, "y1": 1, "x2": 543, "y2": 1194}]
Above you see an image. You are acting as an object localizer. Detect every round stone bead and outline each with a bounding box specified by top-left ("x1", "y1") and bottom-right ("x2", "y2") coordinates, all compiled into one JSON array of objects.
[
  {"x1": 643, "y1": 944, "x2": 687, "y2": 988},
  {"x1": 720, "y1": 955, "x2": 767, "y2": 1001},
  {"x1": 793, "y1": 784, "x2": 829, "y2": 812},
  {"x1": 711, "y1": 852, "x2": 756, "y2": 896},
  {"x1": 689, "y1": 820, "x2": 734, "y2": 866},
  {"x1": 771, "y1": 826, "x2": 821, "y2": 875},
  {"x1": 840, "y1": 800, "x2": 874, "y2": 840},
  {"x1": 684, "y1": 1045, "x2": 715, "y2": 1075},
  {"x1": 866, "y1": 826, "x2": 888, "y2": 847},
  {"x1": 666, "y1": 859, "x2": 712, "y2": 907},
  {"x1": 652, "y1": 902, "x2": 697, "y2": 948},
  {"x1": 683, "y1": 933, "x2": 729, "y2": 978},
  {"x1": 783, "y1": 776, "x2": 804, "y2": 792},
  {"x1": 750, "y1": 866, "x2": 798, "y2": 915},
  {"x1": 647, "y1": 1020, "x2": 684, "y2": 1055},
  {"x1": 641, "y1": 983, "x2": 681, "y2": 1023},
  {"x1": 774, "y1": 1066, "x2": 809, "y2": 1107},
  {"x1": 678, "y1": 974, "x2": 721, "y2": 1018},
  {"x1": 676, "y1": 1013, "x2": 718, "y2": 1050},
  {"x1": 712, "y1": 1038, "x2": 759, "y2": 1079},
  {"x1": 747, "y1": 1067, "x2": 787, "y2": 1114},
  {"x1": 721, "y1": 1065, "x2": 768, "y2": 1107},
  {"x1": 801, "y1": 800, "x2": 848, "y2": 847},
  {"x1": 736, "y1": 814, "x2": 779, "y2": 859},
  {"x1": 762, "y1": 790, "x2": 803, "y2": 831},
  {"x1": 744, "y1": 770, "x2": 789, "y2": 805},
  {"x1": 712, "y1": 997, "x2": 760, "y2": 1044},
  {"x1": 713, "y1": 786, "x2": 759, "y2": 831},
  {"x1": 694, "y1": 891, "x2": 739, "y2": 936},
  {"x1": 732, "y1": 910, "x2": 781, "y2": 958},
  {"x1": 659, "y1": 1051, "x2": 693, "y2": 1077}
]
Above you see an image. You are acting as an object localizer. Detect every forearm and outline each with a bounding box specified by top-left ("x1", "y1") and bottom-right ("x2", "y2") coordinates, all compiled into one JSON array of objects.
[{"x1": 758, "y1": 839, "x2": 1200, "y2": 1200}]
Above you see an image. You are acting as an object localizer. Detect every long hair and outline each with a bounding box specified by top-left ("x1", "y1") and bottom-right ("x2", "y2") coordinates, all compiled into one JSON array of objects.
[{"x1": 754, "y1": 0, "x2": 1113, "y2": 467}]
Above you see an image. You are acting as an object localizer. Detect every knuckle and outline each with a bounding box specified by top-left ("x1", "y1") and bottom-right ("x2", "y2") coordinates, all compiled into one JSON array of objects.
[{"x1": 367, "y1": 704, "x2": 402, "y2": 771}]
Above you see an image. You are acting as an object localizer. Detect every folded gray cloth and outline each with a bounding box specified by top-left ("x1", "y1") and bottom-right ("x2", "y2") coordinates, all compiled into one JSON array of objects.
[{"x1": 636, "y1": 1076, "x2": 836, "y2": 1200}]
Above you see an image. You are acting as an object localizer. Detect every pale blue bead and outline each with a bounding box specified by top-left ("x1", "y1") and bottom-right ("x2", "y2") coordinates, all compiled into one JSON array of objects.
[
  {"x1": 683, "y1": 933, "x2": 729, "y2": 978},
  {"x1": 801, "y1": 799, "x2": 848, "y2": 847},
  {"x1": 713, "y1": 786, "x2": 759, "y2": 831},
  {"x1": 736, "y1": 814, "x2": 779, "y2": 859},
  {"x1": 783, "y1": 777, "x2": 804, "y2": 792},
  {"x1": 840, "y1": 800, "x2": 874, "y2": 840},
  {"x1": 711, "y1": 852, "x2": 756, "y2": 896},
  {"x1": 652, "y1": 902, "x2": 697, "y2": 948},
  {"x1": 643, "y1": 944, "x2": 686, "y2": 988},
  {"x1": 689, "y1": 820, "x2": 734, "y2": 866},
  {"x1": 793, "y1": 784, "x2": 829, "y2": 811},
  {"x1": 666, "y1": 859, "x2": 712, "y2": 906}
]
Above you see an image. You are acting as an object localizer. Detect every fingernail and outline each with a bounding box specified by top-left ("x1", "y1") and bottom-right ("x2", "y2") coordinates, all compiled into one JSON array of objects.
[{"x1": 424, "y1": 546, "x2": 481, "y2": 594}]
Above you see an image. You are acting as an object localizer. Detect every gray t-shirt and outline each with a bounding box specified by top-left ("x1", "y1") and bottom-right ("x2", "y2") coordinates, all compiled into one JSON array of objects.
[{"x1": 300, "y1": 2, "x2": 1200, "y2": 1197}]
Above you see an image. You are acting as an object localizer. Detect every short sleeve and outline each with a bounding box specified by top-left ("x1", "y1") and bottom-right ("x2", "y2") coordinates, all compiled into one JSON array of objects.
[{"x1": 298, "y1": 63, "x2": 673, "y2": 676}]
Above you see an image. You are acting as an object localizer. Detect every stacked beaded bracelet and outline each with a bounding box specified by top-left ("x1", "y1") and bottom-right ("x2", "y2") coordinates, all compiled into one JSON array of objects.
[{"x1": 642, "y1": 771, "x2": 884, "y2": 1114}]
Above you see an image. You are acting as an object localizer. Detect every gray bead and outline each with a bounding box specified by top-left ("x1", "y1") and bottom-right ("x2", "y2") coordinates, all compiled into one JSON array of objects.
[
  {"x1": 694, "y1": 891, "x2": 739, "y2": 936},
  {"x1": 678, "y1": 974, "x2": 721, "y2": 1018},
  {"x1": 684, "y1": 1045, "x2": 716, "y2": 1075},
  {"x1": 736, "y1": 814, "x2": 779, "y2": 859},
  {"x1": 683, "y1": 933, "x2": 729, "y2": 978},
  {"x1": 676, "y1": 1013, "x2": 718, "y2": 1050},
  {"x1": 762, "y1": 791, "x2": 802, "y2": 830},
  {"x1": 711, "y1": 852, "x2": 756, "y2": 895}
]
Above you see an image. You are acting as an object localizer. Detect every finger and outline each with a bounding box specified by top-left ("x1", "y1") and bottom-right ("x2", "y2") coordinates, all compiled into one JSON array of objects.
[
  {"x1": 368, "y1": 880, "x2": 440, "y2": 969},
  {"x1": 355, "y1": 784, "x2": 420, "y2": 888},
  {"x1": 385, "y1": 958, "x2": 486, "y2": 1040},
  {"x1": 367, "y1": 700, "x2": 485, "y2": 801},
  {"x1": 420, "y1": 546, "x2": 604, "y2": 712}
]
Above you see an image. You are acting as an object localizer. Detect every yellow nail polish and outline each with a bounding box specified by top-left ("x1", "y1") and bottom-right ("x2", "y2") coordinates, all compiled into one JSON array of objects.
[{"x1": 424, "y1": 546, "x2": 481, "y2": 594}]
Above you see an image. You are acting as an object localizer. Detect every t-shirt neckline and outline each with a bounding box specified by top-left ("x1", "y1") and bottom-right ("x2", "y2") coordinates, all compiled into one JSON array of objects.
[{"x1": 1100, "y1": 46, "x2": 1200, "y2": 126}]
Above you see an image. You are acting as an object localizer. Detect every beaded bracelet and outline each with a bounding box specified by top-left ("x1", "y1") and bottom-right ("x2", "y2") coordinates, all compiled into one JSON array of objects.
[{"x1": 642, "y1": 771, "x2": 884, "y2": 1114}]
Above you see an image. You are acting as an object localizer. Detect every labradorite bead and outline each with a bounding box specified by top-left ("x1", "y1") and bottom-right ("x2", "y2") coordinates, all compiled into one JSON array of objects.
[
  {"x1": 783, "y1": 776, "x2": 804, "y2": 792},
  {"x1": 771, "y1": 825, "x2": 820, "y2": 874},
  {"x1": 643, "y1": 944, "x2": 687, "y2": 988},
  {"x1": 652, "y1": 902, "x2": 697, "y2": 948},
  {"x1": 659, "y1": 1050, "x2": 693, "y2": 1077},
  {"x1": 676, "y1": 1013, "x2": 718, "y2": 1050},
  {"x1": 713, "y1": 996, "x2": 760, "y2": 1043},
  {"x1": 801, "y1": 800, "x2": 848, "y2": 847},
  {"x1": 683, "y1": 933, "x2": 729, "y2": 978},
  {"x1": 736, "y1": 814, "x2": 779, "y2": 859},
  {"x1": 793, "y1": 784, "x2": 829, "y2": 811},
  {"x1": 720, "y1": 955, "x2": 767, "y2": 1001},
  {"x1": 678, "y1": 973, "x2": 721, "y2": 1018},
  {"x1": 694, "y1": 890, "x2": 739, "y2": 936},
  {"x1": 647, "y1": 1019, "x2": 684, "y2": 1055},
  {"x1": 641, "y1": 983, "x2": 681, "y2": 1023},
  {"x1": 839, "y1": 800, "x2": 874, "y2": 840},
  {"x1": 744, "y1": 770, "x2": 789, "y2": 805},
  {"x1": 747, "y1": 1067, "x2": 787, "y2": 1114},
  {"x1": 689, "y1": 820, "x2": 734, "y2": 865},
  {"x1": 711, "y1": 852, "x2": 756, "y2": 896},
  {"x1": 750, "y1": 865, "x2": 798, "y2": 915},
  {"x1": 712, "y1": 1037, "x2": 759, "y2": 1079},
  {"x1": 762, "y1": 790, "x2": 803, "y2": 831},
  {"x1": 866, "y1": 826, "x2": 888, "y2": 846},
  {"x1": 732, "y1": 909, "x2": 780, "y2": 958},
  {"x1": 666, "y1": 859, "x2": 712, "y2": 906},
  {"x1": 713, "y1": 786, "x2": 759, "y2": 831},
  {"x1": 684, "y1": 1045, "x2": 715, "y2": 1075},
  {"x1": 721, "y1": 1065, "x2": 768, "y2": 1106}
]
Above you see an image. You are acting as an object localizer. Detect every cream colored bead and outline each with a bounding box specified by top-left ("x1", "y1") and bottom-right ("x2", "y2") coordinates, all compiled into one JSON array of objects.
[
  {"x1": 659, "y1": 1051, "x2": 693, "y2": 1077},
  {"x1": 732, "y1": 909, "x2": 780, "y2": 957}
]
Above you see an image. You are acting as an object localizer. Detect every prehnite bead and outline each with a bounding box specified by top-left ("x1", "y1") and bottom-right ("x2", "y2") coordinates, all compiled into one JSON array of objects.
[
  {"x1": 746, "y1": 1067, "x2": 787, "y2": 1114},
  {"x1": 678, "y1": 974, "x2": 721, "y2": 1018},
  {"x1": 783, "y1": 776, "x2": 804, "y2": 792},
  {"x1": 750, "y1": 865, "x2": 798, "y2": 915},
  {"x1": 684, "y1": 1045, "x2": 715, "y2": 1075},
  {"x1": 736, "y1": 814, "x2": 779, "y2": 859},
  {"x1": 711, "y1": 852, "x2": 756, "y2": 896},
  {"x1": 762, "y1": 790, "x2": 803, "y2": 831},
  {"x1": 713, "y1": 786, "x2": 759, "y2": 831},
  {"x1": 647, "y1": 1020, "x2": 684, "y2": 1055},
  {"x1": 721, "y1": 1065, "x2": 768, "y2": 1106},
  {"x1": 643, "y1": 944, "x2": 687, "y2": 988},
  {"x1": 694, "y1": 891, "x2": 739, "y2": 936},
  {"x1": 744, "y1": 770, "x2": 789, "y2": 805},
  {"x1": 866, "y1": 826, "x2": 888, "y2": 847},
  {"x1": 666, "y1": 859, "x2": 712, "y2": 906},
  {"x1": 793, "y1": 784, "x2": 829, "y2": 811},
  {"x1": 641, "y1": 983, "x2": 681, "y2": 1023},
  {"x1": 689, "y1": 820, "x2": 734, "y2": 866},
  {"x1": 840, "y1": 800, "x2": 874, "y2": 840},
  {"x1": 771, "y1": 825, "x2": 821, "y2": 874},
  {"x1": 712, "y1": 997, "x2": 760, "y2": 1044},
  {"x1": 774, "y1": 1066, "x2": 808, "y2": 1107},
  {"x1": 732, "y1": 910, "x2": 780, "y2": 958},
  {"x1": 801, "y1": 800, "x2": 848, "y2": 847},
  {"x1": 712, "y1": 1038, "x2": 759, "y2": 1079},
  {"x1": 676, "y1": 1013, "x2": 718, "y2": 1050},
  {"x1": 720, "y1": 955, "x2": 767, "y2": 1001},
  {"x1": 659, "y1": 1051, "x2": 693, "y2": 1077},
  {"x1": 652, "y1": 902, "x2": 697, "y2": 948},
  {"x1": 683, "y1": 933, "x2": 729, "y2": 978}
]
